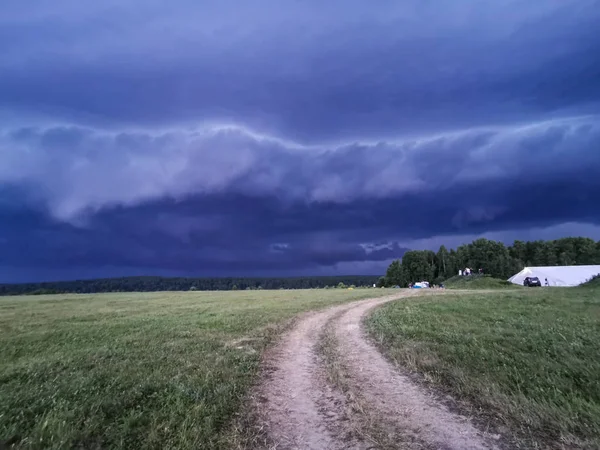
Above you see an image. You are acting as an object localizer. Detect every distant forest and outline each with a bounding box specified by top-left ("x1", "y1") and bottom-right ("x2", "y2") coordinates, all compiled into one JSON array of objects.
[
  {"x1": 3, "y1": 237, "x2": 600, "y2": 295},
  {"x1": 381, "y1": 237, "x2": 600, "y2": 288},
  {"x1": 0, "y1": 275, "x2": 380, "y2": 296}
]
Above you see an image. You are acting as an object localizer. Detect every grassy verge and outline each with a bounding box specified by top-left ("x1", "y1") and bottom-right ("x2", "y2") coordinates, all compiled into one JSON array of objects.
[
  {"x1": 443, "y1": 274, "x2": 516, "y2": 289},
  {"x1": 366, "y1": 287, "x2": 600, "y2": 449},
  {"x1": 0, "y1": 289, "x2": 388, "y2": 449}
]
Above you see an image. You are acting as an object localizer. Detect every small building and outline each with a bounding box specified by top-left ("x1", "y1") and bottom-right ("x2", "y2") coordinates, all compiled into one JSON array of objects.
[{"x1": 508, "y1": 265, "x2": 600, "y2": 287}]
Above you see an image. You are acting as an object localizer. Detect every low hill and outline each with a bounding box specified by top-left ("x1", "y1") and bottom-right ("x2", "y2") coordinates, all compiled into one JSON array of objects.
[
  {"x1": 443, "y1": 274, "x2": 515, "y2": 289},
  {"x1": 580, "y1": 274, "x2": 600, "y2": 289}
]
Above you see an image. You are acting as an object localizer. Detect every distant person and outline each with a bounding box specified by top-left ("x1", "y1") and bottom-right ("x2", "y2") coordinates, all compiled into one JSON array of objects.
[{"x1": 459, "y1": 269, "x2": 462, "y2": 276}]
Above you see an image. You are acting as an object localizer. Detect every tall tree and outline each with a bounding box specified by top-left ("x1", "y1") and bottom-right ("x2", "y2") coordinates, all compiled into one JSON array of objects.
[
  {"x1": 402, "y1": 251, "x2": 434, "y2": 284},
  {"x1": 436, "y1": 245, "x2": 450, "y2": 279},
  {"x1": 510, "y1": 240, "x2": 526, "y2": 262},
  {"x1": 576, "y1": 238, "x2": 598, "y2": 265},
  {"x1": 380, "y1": 236, "x2": 600, "y2": 284},
  {"x1": 384, "y1": 260, "x2": 407, "y2": 287},
  {"x1": 544, "y1": 241, "x2": 558, "y2": 266}
]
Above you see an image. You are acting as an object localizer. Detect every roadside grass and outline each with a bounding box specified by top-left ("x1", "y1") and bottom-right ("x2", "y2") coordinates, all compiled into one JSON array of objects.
[
  {"x1": 0, "y1": 289, "x2": 388, "y2": 450},
  {"x1": 443, "y1": 274, "x2": 516, "y2": 289},
  {"x1": 366, "y1": 287, "x2": 600, "y2": 449}
]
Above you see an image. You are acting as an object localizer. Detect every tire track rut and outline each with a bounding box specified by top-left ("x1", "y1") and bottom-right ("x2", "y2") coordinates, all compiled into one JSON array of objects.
[{"x1": 257, "y1": 291, "x2": 500, "y2": 450}]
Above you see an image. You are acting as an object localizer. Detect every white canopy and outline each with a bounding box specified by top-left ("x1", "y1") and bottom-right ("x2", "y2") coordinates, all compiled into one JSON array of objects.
[{"x1": 508, "y1": 265, "x2": 600, "y2": 287}]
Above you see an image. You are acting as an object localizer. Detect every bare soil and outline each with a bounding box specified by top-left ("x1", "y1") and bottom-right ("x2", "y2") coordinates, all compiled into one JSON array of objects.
[
  {"x1": 256, "y1": 301, "x2": 367, "y2": 450},
  {"x1": 256, "y1": 291, "x2": 503, "y2": 450}
]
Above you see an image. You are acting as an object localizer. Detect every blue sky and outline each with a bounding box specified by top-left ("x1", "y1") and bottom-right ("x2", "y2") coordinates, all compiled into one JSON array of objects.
[{"x1": 1, "y1": 0, "x2": 600, "y2": 282}]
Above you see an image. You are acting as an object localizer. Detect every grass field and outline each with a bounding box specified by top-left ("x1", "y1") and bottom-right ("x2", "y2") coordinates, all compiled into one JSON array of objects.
[
  {"x1": 366, "y1": 286, "x2": 600, "y2": 449},
  {"x1": 0, "y1": 289, "x2": 388, "y2": 450}
]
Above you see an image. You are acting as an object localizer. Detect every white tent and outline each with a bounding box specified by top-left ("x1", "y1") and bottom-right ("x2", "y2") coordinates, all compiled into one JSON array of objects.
[{"x1": 508, "y1": 265, "x2": 600, "y2": 287}]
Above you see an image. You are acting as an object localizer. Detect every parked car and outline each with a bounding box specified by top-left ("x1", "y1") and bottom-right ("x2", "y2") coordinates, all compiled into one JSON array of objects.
[{"x1": 523, "y1": 276, "x2": 542, "y2": 287}]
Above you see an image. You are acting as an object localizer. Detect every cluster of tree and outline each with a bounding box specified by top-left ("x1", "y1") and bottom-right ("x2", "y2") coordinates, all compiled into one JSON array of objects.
[
  {"x1": 0, "y1": 275, "x2": 380, "y2": 296},
  {"x1": 380, "y1": 237, "x2": 600, "y2": 288}
]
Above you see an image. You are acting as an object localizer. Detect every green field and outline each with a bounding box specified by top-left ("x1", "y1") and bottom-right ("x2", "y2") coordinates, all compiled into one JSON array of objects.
[
  {"x1": 0, "y1": 289, "x2": 388, "y2": 450},
  {"x1": 367, "y1": 286, "x2": 600, "y2": 449}
]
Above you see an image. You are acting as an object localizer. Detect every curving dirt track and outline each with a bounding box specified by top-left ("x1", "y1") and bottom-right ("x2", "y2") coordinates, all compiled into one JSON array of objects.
[{"x1": 256, "y1": 291, "x2": 500, "y2": 450}]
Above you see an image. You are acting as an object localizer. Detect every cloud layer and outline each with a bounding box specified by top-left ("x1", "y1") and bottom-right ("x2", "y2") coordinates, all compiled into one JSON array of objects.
[
  {"x1": 2, "y1": 116, "x2": 599, "y2": 281},
  {"x1": 3, "y1": 116, "x2": 599, "y2": 220},
  {"x1": 1, "y1": 0, "x2": 600, "y2": 281}
]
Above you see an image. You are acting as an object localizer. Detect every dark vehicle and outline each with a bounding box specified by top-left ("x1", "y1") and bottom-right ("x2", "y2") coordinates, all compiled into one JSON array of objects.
[{"x1": 523, "y1": 276, "x2": 542, "y2": 287}]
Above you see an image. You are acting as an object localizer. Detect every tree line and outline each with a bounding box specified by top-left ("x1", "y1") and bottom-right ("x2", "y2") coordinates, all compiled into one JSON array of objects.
[
  {"x1": 380, "y1": 237, "x2": 600, "y2": 287},
  {"x1": 0, "y1": 275, "x2": 380, "y2": 296},
  {"x1": 3, "y1": 237, "x2": 598, "y2": 295}
]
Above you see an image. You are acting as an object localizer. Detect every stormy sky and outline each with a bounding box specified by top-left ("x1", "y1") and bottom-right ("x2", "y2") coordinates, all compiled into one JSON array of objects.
[{"x1": 1, "y1": 0, "x2": 600, "y2": 282}]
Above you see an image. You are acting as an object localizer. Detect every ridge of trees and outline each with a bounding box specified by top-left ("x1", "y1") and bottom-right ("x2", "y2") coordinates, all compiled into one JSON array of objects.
[
  {"x1": 379, "y1": 237, "x2": 600, "y2": 288},
  {"x1": 0, "y1": 275, "x2": 380, "y2": 296}
]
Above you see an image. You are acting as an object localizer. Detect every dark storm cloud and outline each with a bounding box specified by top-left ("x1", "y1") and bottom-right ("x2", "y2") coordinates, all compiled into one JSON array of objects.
[
  {"x1": 2, "y1": 117, "x2": 599, "y2": 221},
  {"x1": 1, "y1": 117, "x2": 599, "y2": 280},
  {"x1": 1, "y1": 0, "x2": 600, "y2": 280},
  {"x1": 0, "y1": 199, "x2": 408, "y2": 275},
  {"x1": 2, "y1": 1, "x2": 600, "y2": 140}
]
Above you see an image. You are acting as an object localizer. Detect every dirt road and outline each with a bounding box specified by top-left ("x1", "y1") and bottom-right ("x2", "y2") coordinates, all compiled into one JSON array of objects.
[{"x1": 257, "y1": 291, "x2": 499, "y2": 450}]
